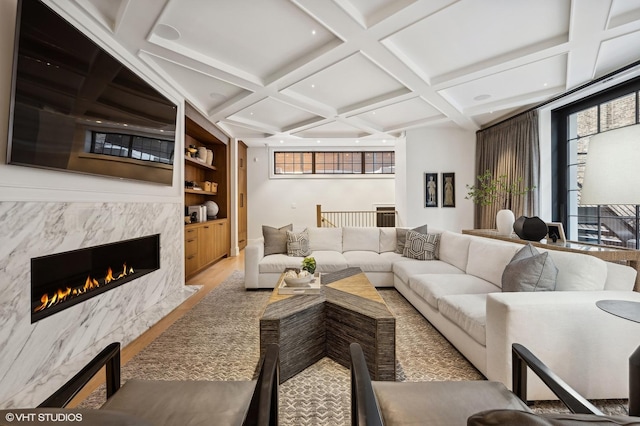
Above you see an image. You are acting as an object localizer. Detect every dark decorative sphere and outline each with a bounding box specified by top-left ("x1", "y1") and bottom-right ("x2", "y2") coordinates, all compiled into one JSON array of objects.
[{"x1": 513, "y1": 216, "x2": 548, "y2": 241}]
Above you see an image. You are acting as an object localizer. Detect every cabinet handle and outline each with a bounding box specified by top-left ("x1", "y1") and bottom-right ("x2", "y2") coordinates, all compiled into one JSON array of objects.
[
  {"x1": 187, "y1": 229, "x2": 195, "y2": 234},
  {"x1": 187, "y1": 255, "x2": 196, "y2": 260},
  {"x1": 204, "y1": 226, "x2": 210, "y2": 229},
  {"x1": 240, "y1": 193, "x2": 244, "y2": 208},
  {"x1": 187, "y1": 239, "x2": 196, "y2": 243}
]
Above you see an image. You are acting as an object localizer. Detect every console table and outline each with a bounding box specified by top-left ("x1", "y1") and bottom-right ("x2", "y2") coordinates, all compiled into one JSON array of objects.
[{"x1": 462, "y1": 229, "x2": 640, "y2": 290}]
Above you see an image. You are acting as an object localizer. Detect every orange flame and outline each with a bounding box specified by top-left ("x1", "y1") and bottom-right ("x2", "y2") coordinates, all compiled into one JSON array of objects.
[{"x1": 34, "y1": 262, "x2": 134, "y2": 314}]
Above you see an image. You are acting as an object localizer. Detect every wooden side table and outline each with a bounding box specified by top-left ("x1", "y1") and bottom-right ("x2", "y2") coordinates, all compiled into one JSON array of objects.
[{"x1": 462, "y1": 229, "x2": 640, "y2": 290}]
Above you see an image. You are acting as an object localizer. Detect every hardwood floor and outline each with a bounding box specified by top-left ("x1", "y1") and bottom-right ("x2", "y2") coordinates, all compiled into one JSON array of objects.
[{"x1": 68, "y1": 251, "x2": 244, "y2": 407}]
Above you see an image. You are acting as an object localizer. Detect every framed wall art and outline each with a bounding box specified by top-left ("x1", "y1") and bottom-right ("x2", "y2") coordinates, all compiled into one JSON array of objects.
[
  {"x1": 442, "y1": 172, "x2": 455, "y2": 207},
  {"x1": 425, "y1": 173, "x2": 438, "y2": 207}
]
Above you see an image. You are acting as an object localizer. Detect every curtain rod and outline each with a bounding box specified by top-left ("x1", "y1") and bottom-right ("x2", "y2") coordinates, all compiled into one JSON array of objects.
[{"x1": 478, "y1": 59, "x2": 640, "y2": 133}]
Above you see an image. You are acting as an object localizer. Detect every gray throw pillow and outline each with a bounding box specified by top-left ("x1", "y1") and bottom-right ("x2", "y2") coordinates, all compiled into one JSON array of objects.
[
  {"x1": 403, "y1": 230, "x2": 440, "y2": 260},
  {"x1": 396, "y1": 224, "x2": 428, "y2": 254},
  {"x1": 263, "y1": 224, "x2": 293, "y2": 255},
  {"x1": 502, "y1": 244, "x2": 558, "y2": 292},
  {"x1": 286, "y1": 229, "x2": 311, "y2": 257}
]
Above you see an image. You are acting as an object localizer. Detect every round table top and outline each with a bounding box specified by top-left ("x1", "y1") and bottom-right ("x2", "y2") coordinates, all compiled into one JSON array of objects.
[{"x1": 596, "y1": 300, "x2": 640, "y2": 324}]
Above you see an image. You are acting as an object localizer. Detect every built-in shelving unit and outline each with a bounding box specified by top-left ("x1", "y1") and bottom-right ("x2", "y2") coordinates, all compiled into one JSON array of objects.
[{"x1": 184, "y1": 103, "x2": 230, "y2": 279}]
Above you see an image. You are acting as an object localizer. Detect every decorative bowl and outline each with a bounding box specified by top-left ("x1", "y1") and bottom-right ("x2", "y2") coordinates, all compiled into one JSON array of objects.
[{"x1": 284, "y1": 275, "x2": 313, "y2": 287}]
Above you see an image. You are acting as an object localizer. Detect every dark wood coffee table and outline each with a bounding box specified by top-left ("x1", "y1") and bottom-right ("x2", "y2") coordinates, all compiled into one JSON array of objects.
[{"x1": 259, "y1": 267, "x2": 395, "y2": 382}]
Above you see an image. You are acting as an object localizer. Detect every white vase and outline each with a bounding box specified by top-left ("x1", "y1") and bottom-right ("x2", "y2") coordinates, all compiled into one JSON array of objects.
[{"x1": 496, "y1": 209, "x2": 515, "y2": 236}]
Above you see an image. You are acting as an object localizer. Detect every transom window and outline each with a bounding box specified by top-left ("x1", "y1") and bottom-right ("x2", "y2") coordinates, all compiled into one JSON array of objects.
[
  {"x1": 553, "y1": 78, "x2": 640, "y2": 248},
  {"x1": 91, "y1": 132, "x2": 175, "y2": 165},
  {"x1": 274, "y1": 151, "x2": 394, "y2": 175}
]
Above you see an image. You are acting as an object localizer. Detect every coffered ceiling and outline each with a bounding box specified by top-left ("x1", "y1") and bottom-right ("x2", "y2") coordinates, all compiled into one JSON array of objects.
[{"x1": 60, "y1": 0, "x2": 640, "y2": 146}]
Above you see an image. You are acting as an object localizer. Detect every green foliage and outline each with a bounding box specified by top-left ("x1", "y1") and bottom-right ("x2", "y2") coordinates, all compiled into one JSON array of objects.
[
  {"x1": 465, "y1": 170, "x2": 535, "y2": 209},
  {"x1": 301, "y1": 256, "x2": 316, "y2": 274}
]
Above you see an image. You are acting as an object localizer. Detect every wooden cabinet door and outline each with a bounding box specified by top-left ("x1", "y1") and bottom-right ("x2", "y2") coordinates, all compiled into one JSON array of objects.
[
  {"x1": 185, "y1": 227, "x2": 199, "y2": 277},
  {"x1": 199, "y1": 224, "x2": 215, "y2": 266},
  {"x1": 213, "y1": 220, "x2": 229, "y2": 260},
  {"x1": 238, "y1": 142, "x2": 248, "y2": 250}
]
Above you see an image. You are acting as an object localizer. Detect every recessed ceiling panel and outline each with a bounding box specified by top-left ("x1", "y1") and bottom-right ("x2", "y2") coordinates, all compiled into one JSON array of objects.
[
  {"x1": 440, "y1": 55, "x2": 567, "y2": 112},
  {"x1": 141, "y1": 53, "x2": 249, "y2": 112},
  {"x1": 293, "y1": 121, "x2": 370, "y2": 138},
  {"x1": 74, "y1": 0, "x2": 128, "y2": 32},
  {"x1": 333, "y1": 0, "x2": 417, "y2": 28},
  {"x1": 283, "y1": 53, "x2": 409, "y2": 111},
  {"x1": 385, "y1": 0, "x2": 570, "y2": 80},
  {"x1": 595, "y1": 31, "x2": 640, "y2": 77},
  {"x1": 353, "y1": 97, "x2": 442, "y2": 129},
  {"x1": 608, "y1": 0, "x2": 640, "y2": 29},
  {"x1": 151, "y1": 0, "x2": 339, "y2": 80},
  {"x1": 228, "y1": 97, "x2": 323, "y2": 131}
]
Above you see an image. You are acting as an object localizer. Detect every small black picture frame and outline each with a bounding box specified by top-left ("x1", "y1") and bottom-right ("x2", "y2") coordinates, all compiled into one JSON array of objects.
[
  {"x1": 425, "y1": 173, "x2": 438, "y2": 207},
  {"x1": 442, "y1": 172, "x2": 455, "y2": 207},
  {"x1": 546, "y1": 222, "x2": 566, "y2": 243}
]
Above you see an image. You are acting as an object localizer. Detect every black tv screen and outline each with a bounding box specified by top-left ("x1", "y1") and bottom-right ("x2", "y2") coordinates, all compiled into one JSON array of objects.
[{"x1": 7, "y1": 0, "x2": 177, "y2": 185}]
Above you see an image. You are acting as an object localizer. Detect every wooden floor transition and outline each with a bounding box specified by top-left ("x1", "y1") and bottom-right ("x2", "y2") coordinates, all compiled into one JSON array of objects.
[{"x1": 68, "y1": 251, "x2": 245, "y2": 407}]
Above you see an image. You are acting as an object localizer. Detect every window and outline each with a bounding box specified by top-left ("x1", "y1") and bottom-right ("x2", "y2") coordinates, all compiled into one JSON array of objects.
[
  {"x1": 91, "y1": 132, "x2": 174, "y2": 164},
  {"x1": 274, "y1": 151, "x2": 394, "y2": 175},
  {"x1": 553, "y1": 77, "x2": 640, "y2": 248}
]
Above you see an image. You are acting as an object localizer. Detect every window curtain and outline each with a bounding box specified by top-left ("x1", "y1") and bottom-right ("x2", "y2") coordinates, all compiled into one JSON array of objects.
[{"x1": 474, "y1": 110, "x2": 540, "y2": 229}]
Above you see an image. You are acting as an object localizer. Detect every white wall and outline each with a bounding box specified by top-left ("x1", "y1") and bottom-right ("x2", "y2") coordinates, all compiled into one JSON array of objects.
[
  {"x1": 0, "y1": 0, "x2": 191, "y2": 408},
  {"x1": 246, "y1": 146, "x2": 395, "y2": 238},
  {"x1": 400, "y1": 126, "x2": 476, "y2": 232}
]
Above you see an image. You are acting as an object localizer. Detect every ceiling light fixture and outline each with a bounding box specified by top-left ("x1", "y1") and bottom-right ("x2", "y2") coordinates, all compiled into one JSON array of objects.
[
  {"x1": 154, "y1": 24, "x2": 181, "y2": 41},
  {"x1": 311, "y1": 29, "x2": 316, "y2": 35},
  {"x1": 316, "y1": 140, "x2": 321, "y2": 143}
]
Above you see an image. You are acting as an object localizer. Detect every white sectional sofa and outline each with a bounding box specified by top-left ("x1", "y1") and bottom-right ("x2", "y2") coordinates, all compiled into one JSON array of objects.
[{"x1": 245, "y1": 226, "x2": 640, "y2": 400}]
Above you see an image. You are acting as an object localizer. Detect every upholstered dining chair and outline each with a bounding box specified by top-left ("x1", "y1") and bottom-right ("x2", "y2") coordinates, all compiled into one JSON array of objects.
[
  {"x1": 350, "y1": 342, "x2": 640, "y2": 426},
  {"x1": 1, "y1": 342, "x2": 279, "y2": 426}
]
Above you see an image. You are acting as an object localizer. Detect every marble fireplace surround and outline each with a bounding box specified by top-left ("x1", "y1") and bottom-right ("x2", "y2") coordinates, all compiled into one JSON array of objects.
[{"x1": 0, "y1": 201, "x2": 195, "y2": 408}]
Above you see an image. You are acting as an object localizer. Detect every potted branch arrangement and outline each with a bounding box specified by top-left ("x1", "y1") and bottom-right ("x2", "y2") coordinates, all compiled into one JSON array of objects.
[{"x1": 466, "y1": 170, "x2": 535, "y2": 236}]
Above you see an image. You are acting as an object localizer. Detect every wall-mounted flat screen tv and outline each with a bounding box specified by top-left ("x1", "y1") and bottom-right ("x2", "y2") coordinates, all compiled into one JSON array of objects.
[{"x1": 7, "y1": 0, "x2": 177, "y2": 185}]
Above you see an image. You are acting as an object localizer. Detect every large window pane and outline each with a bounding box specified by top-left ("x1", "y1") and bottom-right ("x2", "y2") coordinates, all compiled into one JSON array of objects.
[
  {"x1": 275, "y1": 150, "x2": 394, "y2": 175},
  {"x1": 600, "y1": 93, "x2": 636, "y2": 132},
  {"x1": 274, "y1": 152, "x2": 312, "y2": 174}
]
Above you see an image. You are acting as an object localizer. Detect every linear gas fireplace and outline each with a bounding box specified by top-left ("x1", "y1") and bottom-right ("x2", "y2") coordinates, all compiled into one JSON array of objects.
[{"x1": 31, "y1": 235, "x2": 160, "y2": 323}]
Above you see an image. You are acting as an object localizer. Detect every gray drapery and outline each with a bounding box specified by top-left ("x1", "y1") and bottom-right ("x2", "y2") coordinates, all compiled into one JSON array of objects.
[{"x1": 473, "y1": 110, "x2": 540, "y2": 229}]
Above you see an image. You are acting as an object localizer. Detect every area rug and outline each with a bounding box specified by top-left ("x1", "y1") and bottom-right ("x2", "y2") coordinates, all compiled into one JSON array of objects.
[{"x1": 79, "y1": 271, "x2": 628, "y2": 424}]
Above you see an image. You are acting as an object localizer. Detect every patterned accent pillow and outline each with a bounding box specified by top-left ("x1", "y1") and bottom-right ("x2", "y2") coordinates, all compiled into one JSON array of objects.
[
  {"x1": 263, "y1": 224, "x2": 293, "y2": 255},
  {"x1": 286, "y1": 229, "x2": 311, "y2": 257},
  {"x1": 403, "y1": 230, "x2": 440, "y2": 260},
  {"x1": 396, "y1": 224, "x2": 428, "y2": 254}
]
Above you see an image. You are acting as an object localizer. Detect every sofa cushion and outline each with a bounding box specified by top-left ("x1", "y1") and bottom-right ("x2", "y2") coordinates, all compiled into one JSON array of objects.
[
  {"x1": 308, "y1": 227, "x2": 343, "y2": 252},
  {"x1": 502, "y1": 244, "x2": 558, "y2": 292},
  {"x1": 343, "y1": 251, "x2": 394, "y2": 272},
  {"x1": 438, "y1": 294, "x2": 488, "y2": 345},
  {"x1": 379, "y1": 228, "x2": 397, "y2": 253},
  {"x1": 309, "y1": 250, "x2": 349, "y2": 272},
  {"x1": 259, "y1": 254, "x2": 304, "y2": 273},
  {"x1": 343, "y1": 227, "x2": 381, "y2": 252},
  {"x1": 403, "y1": 231, "x2": 440, "y2": 260},
  {"x1": 396, "y1": 224, "x2": 428, "y2": 253},
  {"x1": 439, "y1": 231, "x2": 472, "y2": 272},
  {"x1": 287, "y1": 229, "x2": 311, "y2": 256},
  {"x1": 466, "y1": 239, "x2": 520, "y2": 288},
  {"x1": 409, "y1": 274, "x2": 500, "y2": 310},
  {"x1": 393, "y1": 260, "x2": 464, "y2": 284},
  {"x1": 262, "y1": 224, "x2": 292, "y2": 255},
  {"x1": 545, "y1": 250, "x2": 608, "y2": 291}
]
